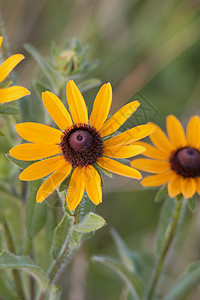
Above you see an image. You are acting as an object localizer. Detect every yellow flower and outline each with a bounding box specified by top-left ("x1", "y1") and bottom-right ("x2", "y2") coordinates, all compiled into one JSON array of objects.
[
  {"x1": 0, "y1": 36, "x2": 30, "y2": 104},
  {"x1": 131, "y1": 115, "x2": 200, "y2": 199},
  {"x1": 9, "y1": 80, "x2": 154, "y2": 210}
]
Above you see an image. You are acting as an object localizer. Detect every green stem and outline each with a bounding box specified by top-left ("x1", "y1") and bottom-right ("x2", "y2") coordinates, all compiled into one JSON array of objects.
[{"x1": 146, "y1": 195, "x2": 184, "y2": 300}]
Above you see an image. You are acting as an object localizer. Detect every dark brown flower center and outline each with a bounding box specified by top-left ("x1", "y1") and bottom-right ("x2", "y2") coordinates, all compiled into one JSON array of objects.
[
  {"x1": 170, "y1": 147, "x2": 200, "y2": 177},
  {"x1": 60, "y1": 124, "x2": 103, "y2": 167}
]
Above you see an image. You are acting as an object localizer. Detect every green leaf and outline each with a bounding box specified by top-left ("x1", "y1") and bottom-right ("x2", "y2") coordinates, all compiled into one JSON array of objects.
[
  {"x1": 111, "y1": 228, "x2": 143, "y2": 275},
  {"x1": 0, "y1": 130, "x2": 4, "y2": 137},
  {"x1": 49, "y1": 284, "x2": 62, "y2": 300},
  {"x1": 78, "y1": 78, "x2": 101, "y2": 92},
  {"x1": 163, "y1": 261, "x2": 200, "y2": 300},
  {"x1": 24, "y1": 44, "x2": 62, "y2": 90},
  {"x1": 51, "y1": 213, "x2": 73, "y2": 260},
  {"x1": 187, "y1": 194, "x2": 198, "y2": 213},
  {"x1": 92, "y1": 256, "x2": 144, "y2": 300},
  {"x1": 0, "y1": 251, "x2": 49, "y2": 290},
  {"x1": 156, "y1": 197, "x2": 176, "y2": 254},
  {"x1": 34, "y1": 80, "x2": 51, "y2": 98},
  {"x1": 0, "y1": 103, "x2": 19, "y2": 115},
  {"x1": 25, "y1": 180, "x2": 48, "y2": 239},
  {"x1": 75, "y1": 212, "x2": 106, "y2": 233},
  {"x1": 0, "y1": 271, "x2": 18, "y2": 300},
  {"x1": 6, "y1": 154, "x2": 36, "y2": 170},
  {"x1": 155, "y1": 185, "x2": 168, "y2": 202},
  {"x1": 75, "y1": 192, "x2": 96, "y2": 223},
  {"x1": 59, "y1": 169, "x2": 74, "y2": 192}
]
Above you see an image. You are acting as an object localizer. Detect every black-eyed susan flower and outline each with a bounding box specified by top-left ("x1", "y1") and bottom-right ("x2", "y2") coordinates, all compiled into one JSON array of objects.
[
  {"x1": 9, "y1": 80, "x2": 154, "y2": 210},
  {"x1": 0, "y1": 36, "x2": 30, "y2": 104},
  {"x1": 131, "y1": 115, "x2": 200, "y2": 199}
]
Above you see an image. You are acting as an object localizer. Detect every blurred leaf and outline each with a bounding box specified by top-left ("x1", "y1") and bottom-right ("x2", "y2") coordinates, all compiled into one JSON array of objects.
[
  {"x1": 6, "y1": 154, "x2": 36, "y2": 170},
  {"x1": 163, "y1": 261, "x2": 200, "y2": 300},
  {"x1": 187, "y1": 194, "x2": 198, "y2": 213},
  {"x1": 0, "y1": 251, "x2": 49, "y2": 290},
  {"x1": 79, "y1": 78, "x2": 101, "y2": 92},
  {"x1": 51, "y1": 213, "x2": 73, "y2": 260},
  {"x1": 110, "y1": 228, "x2": 143, "y2": 275},
  {"x1": 49, "y1": 284, "x2": 62, "y2": 300},
  {"x1": 24, "y1": 44, "x2": 62, "y2": 90},
  {"x1": 0, "y1": 130, "x2": 4, "y2": 137},
  {"x1": 75, "y1": 212, "x2": 106, "y2": 233},
  {"x1": 0, "y1": 272, "x2": 18, "y2": 300},
  {"x1": 25, "y1": 180, "x2": 48, "y2": 239},
  {"x1": 92, "y1": 256, "x2": 144, "y2": 300},
  {"x1": 155, "y1": 185, "x2": 168, "y2": 202},
  {"x1": 156, "y1": 197, "x2": 175, "y2": 254},
  {"x1": 33, "y1": 80, "x2": 51, "y2": 98},
  {"x1": 0, "y1": 103, "x2": 19, "y2": 115}
]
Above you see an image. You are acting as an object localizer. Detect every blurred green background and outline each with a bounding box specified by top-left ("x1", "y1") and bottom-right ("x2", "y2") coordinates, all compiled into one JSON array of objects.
[{"x1": 1, "y1": 0, "x2": 200, "y2": 299}]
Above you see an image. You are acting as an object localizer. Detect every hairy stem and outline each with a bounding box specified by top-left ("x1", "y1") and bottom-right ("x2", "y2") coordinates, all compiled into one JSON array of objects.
[{"x1": 146, "y1": 195, "x2": 184, "y2": 300}]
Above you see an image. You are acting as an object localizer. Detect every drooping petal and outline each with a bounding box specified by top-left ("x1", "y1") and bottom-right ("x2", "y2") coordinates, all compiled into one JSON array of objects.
[
  {"x1": 19, "y1": 156, "x2": 65, "y2": 181},
  {"x1": 90, "y1": 83, "x2": 112, "y2": 131},
  {"x1": 16, "y1": 122, "x2": 62, "y2": 144},
  {"x1": 42, "y1": 91, "x2": 72, "y2": 131},
  {"x1": 66, "y1": 80, "x2": 88, "y2": 124},
  {"x1": 83, "y1": 165, "x2": 102, "y2": 205},
  {"x1": 66, "y1": 167, "x2": 85, "y2": 210},
  {"x1": 131, "y1": 158, "x2": 170, "y2": 173},
  {"x1": 100, "y1": 100, "x2": 140, "y2": 137},
  {"x1": 97, "y1": 156, "x2": 142, "y2": 179},
  {"x1": 141, "y1": 171, "x2": 174, "y2": 186},
  {"x1": 36, "y1": 162, "x2": 72, "y2": 203},
  {"x1": 149, "y1": 122, "x2": 174, "y2": 153},
  {"x1": 168, "y1": 174, "x2": 181, "y2": 198},
  {"x1": 0, "y1": 54, "x2": 24, "y2": 83},
  {"x1": 0, "y1": 86, "x2": 30, "y2": 104},
  {"x1": 195, "y1": 177, "x2": 200, "y2": 195},
  {"x1": 104, "y1": 123, "x2": 155, "y2": 148},
  {"x1": 0, "y1": 36, "x2": 3, "y2": 48},
  {"x1": 166, "y1": 115, "x2": 187, "y2": 148},
  {"x1": 180, "y1": 177, "x2": 196, "y2": 199},
  {"x1": 132, "y1": 141, "x2": 169, "y2": 160},
  {"x1": 186, "y1": 116, "x2": 200, "y2": 149},
  {"x1": 104, "y1": 145, "x2": 145, "y2": 158},
  {"x1": 9, "y1": 143, "x2": 61, "y2": 160}
]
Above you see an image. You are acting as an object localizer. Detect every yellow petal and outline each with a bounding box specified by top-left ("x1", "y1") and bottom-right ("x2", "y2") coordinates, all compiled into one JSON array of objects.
[
  {"x1": 168, "y1": 174, "x2": 181, "y2": 198},
  {"x1": 100, "y1": 100, "x2": 140, "y2": 137},
  {"x1": 186, "y1": 116, "x2": 200, "y2": 148},
  {"x1": 16, "y1": 122, "x2": 62, "y2": 144},
  {"x1": 0, "y1": 36, "x2": 3, "y2": 48},
  {"x1": 19, "y1": 156, "x2": 65, "y2": 181},
  {"x1": 195, "y1": 177, "x2": 200, "y2": 195},
  {"x1": 97, "y1": 156, "x2": 142, "y2": 179},
  {"x1": 0, "y1": 54, "x2": 24, "y2": 83},
  {"x1": 66, "y1": 80, "x2": 88, "y2": 124},
  {"x1": 104, "y1": 123, "x2": 155, "y2": 147},
  {"x1": 9, "y1": 143, "x2": 61, "y2": 160},
  {"x1": 149, "y1": 122, "x2": 174, "y2": 153},
  {"x1": 42, "y1": 91, "x2": 72, "y2": 131},
  {"x1": 132, "y1": 141, "x2": 169, "y2": 160},
  {"x1": 180, "y1": 177, "x2": 196, "y2": 199},
  {"x1": 131, "y1": 158, "x2": 170, "y2": 173},
  {"x1": 0, "y1": 86, "x2": 30, "y2": 104},
  {"x1": 83, "y1": 165, "x2": 102, "y2": 205},
  {"x1": 104, "y1": 145, "x2": 145, "y2": 158},
  {"x1": 90, "y1": 83, "x2": 112, "y2": 130},
  {"x1": 66, "y1": 167, "x2": 85, "y2": 210},
  {"x1": 36, "y1": 162, "x2": 71, "y2": 203},
  {"x1": 141, "y1": 170, "x2": 174, "y2": 186},
  {"x1": 166, "y1": 115, "x2": 187, "y2": 148}
]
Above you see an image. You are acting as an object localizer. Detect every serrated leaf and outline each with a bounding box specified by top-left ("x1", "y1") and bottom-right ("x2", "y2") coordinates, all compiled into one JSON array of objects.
[
  {"x1": 111, "y1": 228, "x2": 143, "y2": 275},
  {"x1": 156, "y1": 197, "x2": 175, "y2": 254},
  {"x1": 25, "y1": 180, "x2": 48, "y2": 239},
  {"x1": 0, "y1": 251, "x2": 49, "y2": 290},
  {"x1": 0, "y1": 103, "x2": 19, "y2": 115},
  {"x1": 187, "y1": 194, "x2": 198, "y2": 213},
  {"x1": 92, "y1": 256, "x2": 144, "y2": 300},
  {"x1": 51, "y1": 213, "x2": 73, "y2": 260},
  {"x1": 155, "y1": 185, "x2": 168, "y2": 202},
  {"x1": 6, "y1": 154, "x2": 36, "y2": 169},
  {"x1": 163, "y1": 261, "x2": 200, "y2": 300},
  {"x1": 24, "y1": 44, "x2": 62, "y2": 90},
  {"x1": 75, "y1": 212, "x2": 106, "y2": 233},
  {"x1": 78, "y1": 78, "x2": 101, "y2": 92}
]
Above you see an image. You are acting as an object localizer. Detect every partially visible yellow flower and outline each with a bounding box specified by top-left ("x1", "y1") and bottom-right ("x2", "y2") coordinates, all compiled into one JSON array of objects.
[
  {"x1": 9, "y1": 80, "x2": 154, "y2": 210},
  {"x1": 131, "y1": 115, "x2": 200, "y2": 199},
  {"x1": 0, "y1": 36, "x2": 30, "y2": 104}
]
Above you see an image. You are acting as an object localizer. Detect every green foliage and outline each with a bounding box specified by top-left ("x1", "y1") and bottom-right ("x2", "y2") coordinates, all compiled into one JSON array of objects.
[
  {"x1": 6, "y1": 154, "x2": 36, "y2": 169},
  {"x1": 0, "y1": 103, "x2": 19, "y2": 115},
  {"x1": 75, "y1": 212, "x2": 106, "y2": 233},
  {"x1": 155, "y1": 185, "x2": 168, "y2": 202},
  {"x1": 187, "y1": 194, "x2": 199, "y2": 213}
]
